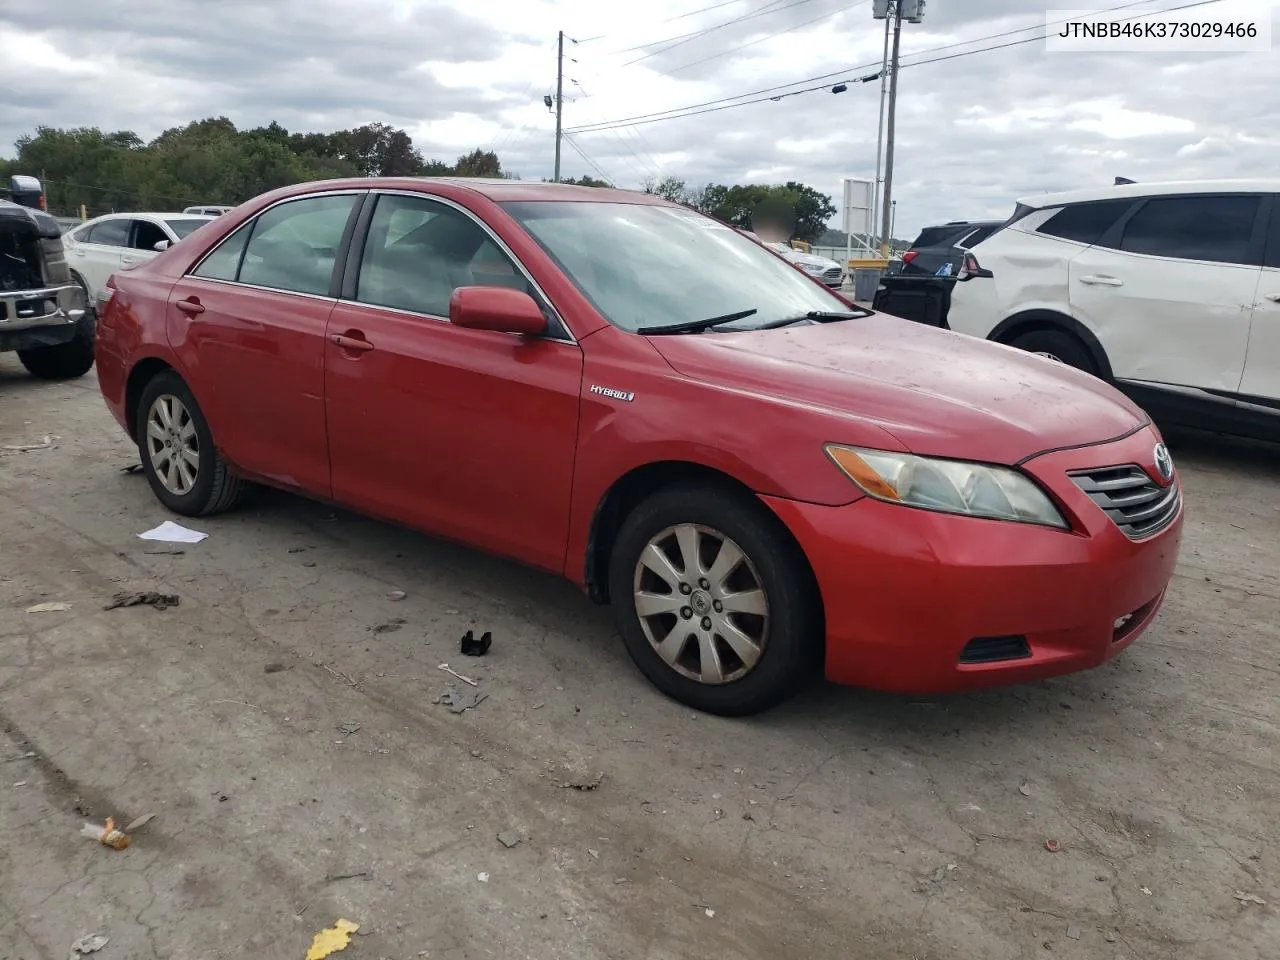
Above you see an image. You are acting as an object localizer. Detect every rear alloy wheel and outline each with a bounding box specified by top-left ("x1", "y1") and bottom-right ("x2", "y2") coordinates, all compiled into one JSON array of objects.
[
  {"x1": 609, "y1": 483, "x2": 820, "y2": 715},
  {"x1": 1007, "y1": 329, "x2": 1098, "y2": 376},
  {"x1": 135, "y1": 371, "x2": 246, "y2": 516}
]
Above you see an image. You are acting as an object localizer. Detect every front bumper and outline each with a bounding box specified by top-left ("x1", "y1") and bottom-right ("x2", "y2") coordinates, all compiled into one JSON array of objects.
[
  {"x1": 0, "y1": 283, "x2": 88, "y2": 352},
  {"x1": 763, "y1": 425, "x2": 1183, "y2": 694}
]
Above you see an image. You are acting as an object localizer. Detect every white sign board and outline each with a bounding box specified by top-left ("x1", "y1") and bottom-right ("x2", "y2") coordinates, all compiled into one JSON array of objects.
[{"x1": 841, "y1": 177, "x2": 874, "y2": 238}]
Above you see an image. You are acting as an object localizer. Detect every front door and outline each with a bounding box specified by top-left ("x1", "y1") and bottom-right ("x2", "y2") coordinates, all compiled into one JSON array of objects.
[
  {"x1": 324, "y1": 192, "x2": 583, "y2": 573},
  {"x1": 1239, "y1": 197, "x2": 1280, "y2": 407},
  {"x1": 166, "y1": 192, "x2": 363, "y2": 496},
  {"x1": 1069, "y1": 193, "x2": 1265, "y2": 392}
]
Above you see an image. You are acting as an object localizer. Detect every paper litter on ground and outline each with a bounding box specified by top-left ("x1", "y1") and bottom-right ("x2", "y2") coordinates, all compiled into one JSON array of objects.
[{"x1": 138, "y1": 520, "x2": 208, "y2": 544}]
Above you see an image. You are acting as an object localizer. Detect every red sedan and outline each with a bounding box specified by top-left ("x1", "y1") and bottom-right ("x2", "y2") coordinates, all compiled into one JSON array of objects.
[{"x1": 95, "y1": 178, "x2": 1183, "y2": 715}]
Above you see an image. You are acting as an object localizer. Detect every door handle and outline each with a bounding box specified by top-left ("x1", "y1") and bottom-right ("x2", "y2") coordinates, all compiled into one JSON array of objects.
[
  {"x1": 121, "y1": 256, "x2": 136, "y2": 264},
  {"x1": 175, "y1": 297, "x2": 205, "y2": 315},
  {"x1": 330, "y1": 332, "x2": 374, "y2": 353},
  {"x1": 1079, "y1": 275, "x2": 1123, "y2": 287}
]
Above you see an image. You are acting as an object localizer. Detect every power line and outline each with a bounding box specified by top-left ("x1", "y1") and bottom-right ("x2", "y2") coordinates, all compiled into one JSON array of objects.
[
  {"x1": 567, "y1": 0, "x2": 1220, "y2": 134},
  {"x1": 572, "y1": 0, "x2": 1161, "y2": 132},
  {"x1": 659, "y1": 0, "x2": 864, "y2": 78},
  {"x1": 620, "y1": 0, "x2": 816, "y2": 64},
  {"x1": 563, "y1": 134, "x2": 616, "y2": 183},
  {"x1": 665, "y1": 0, "x2": 756, "y2": 23}
]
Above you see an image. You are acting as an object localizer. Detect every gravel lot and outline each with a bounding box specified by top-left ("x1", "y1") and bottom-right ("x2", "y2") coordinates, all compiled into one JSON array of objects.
[{"x1": 1, "y1": 353, "x2": 1277, "y2": 960}]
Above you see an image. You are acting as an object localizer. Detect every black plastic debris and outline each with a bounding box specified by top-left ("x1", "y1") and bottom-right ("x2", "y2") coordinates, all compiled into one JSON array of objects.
[
  {"x1": 460, "y1": 630, "x2": 492, "y2": 657},
  {"x1": 104, "y1": 591, "x2": 179, "y2": 611}
]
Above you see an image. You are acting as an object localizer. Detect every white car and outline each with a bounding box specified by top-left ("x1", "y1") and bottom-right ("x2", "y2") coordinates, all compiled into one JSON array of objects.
[
  {"x1": 947, "y1": 179, "x2": 1280, "y2": 442},
  {"x1": 63, "y1": 212, "x2": 216, "y2": 300},
  {"x1": 183, "y1": 205, "x2": 233, "y2": 216},
  {"x1": 763, "y1": 241, "x2": 845, "y2": 288}
]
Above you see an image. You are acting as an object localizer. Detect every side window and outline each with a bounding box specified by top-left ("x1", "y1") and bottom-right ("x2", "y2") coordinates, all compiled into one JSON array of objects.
[
  {"x1": 131, "y1": 220, "x2": 169, "y2": 251},
  {"x1": 956, "y1": 225, "x2": 995, "y2": 249},
  {"x1": 1266, "y1": 199, "x2": 1280, "y2": 270},
  {"x1": 1037, "y1": 200, "x2": 1133, "y2": 245},
  {"x1": 355, "y1": 194, "x2": 532, "y2": 318},
  {"x1": 87, "y1": 218, "x2": 130, "y2": 247},
  {"x1": 192, "y1": 220, "x2": 254, "y2": 281},
  {"x1": 238, "y1": 194, "x2": 357, "y2": 296},
  {"x1": 1119, "y1": 195, "x2": 1261, "y2": 266}
]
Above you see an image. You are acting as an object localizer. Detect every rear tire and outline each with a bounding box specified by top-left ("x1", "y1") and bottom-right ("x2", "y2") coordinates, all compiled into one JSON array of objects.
[
  {"x1": 608, "y1": 482, "x2": 822, "y2": 716},
  {"x1": 1007, "y1": 328, "x2": 1098, "y2": 376},
  {"x1": 135, "y1": 371, "x2": 246, "y2": 516},
  {"x1": 17, "y1": 317, "x2": 95, "y2": 380}
]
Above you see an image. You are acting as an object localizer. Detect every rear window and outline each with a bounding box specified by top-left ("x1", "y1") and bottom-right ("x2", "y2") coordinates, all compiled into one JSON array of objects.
[
  {"x1": 957, "y1": 225, "x2": 997, "y2": 249},
  {"x1": 910, "y1": 225, "x2": 964, "y2": 248},
  {"x1": 1037, "y1": 200, "x2": 1132, "y2": 245}
]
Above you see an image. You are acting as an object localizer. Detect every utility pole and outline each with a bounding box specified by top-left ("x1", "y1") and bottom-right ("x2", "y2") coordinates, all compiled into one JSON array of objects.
[
  {"x1": 878, "y1": 1, "x2": 902, "y2": 258},
  {"x1": 870, "y1": 9, "x2": 891, "y2": 253},
  {"x1": 554, "y1": 30, "x2": 565, "y2": 183}
]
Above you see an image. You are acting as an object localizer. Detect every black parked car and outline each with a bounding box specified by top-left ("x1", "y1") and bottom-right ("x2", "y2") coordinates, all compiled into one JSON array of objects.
[{"x1": 900, "y1": 219, "x2": 1001, "y2": 276}]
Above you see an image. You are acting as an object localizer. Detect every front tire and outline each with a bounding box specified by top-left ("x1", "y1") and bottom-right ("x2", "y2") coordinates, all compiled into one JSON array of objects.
[
  {"x1": 17, "y1": 317, "x2": 95, "y2": 380},
  {"x1": 1007, "y1": 328, "x2": 1098, "y2": 376},
  {"x1": 608, "y1": 482, "x2": 821, "y2": 716},
  {"x1": 135, "y1": 371, "x2": 246, "y2": 516}
]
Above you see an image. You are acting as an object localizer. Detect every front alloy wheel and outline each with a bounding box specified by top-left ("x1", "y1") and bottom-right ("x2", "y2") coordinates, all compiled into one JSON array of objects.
[
  {"x1": 633, "y1": 523, "x2": 769, "y2": 684},
  {"x1": 609, "y1": 482, "x2": 821, "y2": 716},
  {"x1": 145, "y1": 394, "x2": 200, "y2": 495}
]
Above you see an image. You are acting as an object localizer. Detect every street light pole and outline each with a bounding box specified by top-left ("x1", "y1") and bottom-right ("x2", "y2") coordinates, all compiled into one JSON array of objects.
[
  {"x1": 870, "y1": 8, "x2": 891, "y2": 254},
  {"x1": 878, "y1": 1, "x2": 903, "y2": 258}
]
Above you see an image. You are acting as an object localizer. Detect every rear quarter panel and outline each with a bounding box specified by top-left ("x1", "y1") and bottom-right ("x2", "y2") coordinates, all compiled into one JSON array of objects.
[
  {"x1": 947, "y1": 226, "x2": 1082, "y2": 338},
  {"x1": 94, "y1": 272, "x2": 183, "y2": 434}
]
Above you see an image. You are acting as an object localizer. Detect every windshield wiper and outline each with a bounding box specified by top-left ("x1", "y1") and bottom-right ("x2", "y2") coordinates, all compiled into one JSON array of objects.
[
  {"x1": 637, "y1": 308, "x2": 758, "y2": 335},
  {"x1": 756, "y1": 309, "x2": 871, "y2": 330}
]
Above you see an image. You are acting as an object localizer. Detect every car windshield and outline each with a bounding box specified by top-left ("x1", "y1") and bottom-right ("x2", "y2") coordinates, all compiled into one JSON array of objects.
[
  {"x1": 164, "y1": 218, "x2": 211, "y2": 239},
  {"x1": 500, "y1": 201, "x2": 847, "y2": 333}
]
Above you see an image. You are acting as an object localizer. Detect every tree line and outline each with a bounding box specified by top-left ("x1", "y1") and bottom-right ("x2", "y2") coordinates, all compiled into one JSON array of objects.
[{"x1": 1, "y1": 118, "x2": 840, "y2": 243}]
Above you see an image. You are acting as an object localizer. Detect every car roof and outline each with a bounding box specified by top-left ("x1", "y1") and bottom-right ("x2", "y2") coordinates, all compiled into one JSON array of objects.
[
  {"x1": 82, "y1": 212, "x2": 216, "y2": 222},
  {"x1": 254, "y1": 176, "x2": 672, "y2": 206},
  {"x1": 1017, "y1": 179, "x2": 1280, "y2": 210}
]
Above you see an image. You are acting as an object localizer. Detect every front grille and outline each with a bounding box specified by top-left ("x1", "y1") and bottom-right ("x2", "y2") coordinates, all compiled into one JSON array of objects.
[
  {"x1": 959, "y1": 635, "x2": 1031, "y2": 664},
  {"x1": 1069, "y1": 465, "x2": 1180, "y2": 540},
  {"x1": 822, "y1": 267, "x2": 843, "y2": 283}
]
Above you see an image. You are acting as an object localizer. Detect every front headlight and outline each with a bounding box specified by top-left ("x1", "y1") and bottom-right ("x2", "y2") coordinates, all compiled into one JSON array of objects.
[
  {"x1": 801, "y1": 262, "x2": 823, "y2": 273},
  {"x1": 826, "y1": 445, "x2": 1068, "y2": 528}
]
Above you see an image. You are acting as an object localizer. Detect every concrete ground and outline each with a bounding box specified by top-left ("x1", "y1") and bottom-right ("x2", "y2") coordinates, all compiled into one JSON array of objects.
[{"x1": 1, "y1": 354, "x2": 1277, "y2": 960}]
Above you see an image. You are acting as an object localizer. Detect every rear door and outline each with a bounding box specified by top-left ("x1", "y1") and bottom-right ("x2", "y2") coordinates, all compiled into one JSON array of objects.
[
  {"x1": 70, "y1": 217, "x2": 129, "y2": 298},
  {"x1": 1068, "y1": 193, "x2": 1265, "y2": 391},
  {"x1": 1240, "y1": 196, "x2": 1280, "y2": 405},
  {"x1": 166, "y1": 191, "x2": 364, "y2": 496}
]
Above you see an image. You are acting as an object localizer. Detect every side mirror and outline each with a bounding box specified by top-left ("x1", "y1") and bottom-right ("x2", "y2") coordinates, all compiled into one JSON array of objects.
[
  {"x1": 449, "y1": 286, "x2": 546, "y2": 336},
  {"x1": 153, "y1": 240, "x2": 170, "y2": 252}
]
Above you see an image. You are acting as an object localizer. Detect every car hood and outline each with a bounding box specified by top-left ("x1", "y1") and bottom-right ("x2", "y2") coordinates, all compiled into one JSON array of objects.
[{"x1": 648, "y1": 313, "x2": 1149, "y2": 464}]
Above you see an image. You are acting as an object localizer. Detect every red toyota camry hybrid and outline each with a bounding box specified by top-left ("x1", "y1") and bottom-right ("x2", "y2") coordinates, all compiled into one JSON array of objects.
[{"x1": 95, "y1": 178, "x2": 1183, "y2": 715}]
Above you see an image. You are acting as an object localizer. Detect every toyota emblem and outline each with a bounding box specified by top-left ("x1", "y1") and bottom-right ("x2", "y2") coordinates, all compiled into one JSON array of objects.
[{"x1": 1153, "y1": 443, "x2": 1174, "y2": 482}]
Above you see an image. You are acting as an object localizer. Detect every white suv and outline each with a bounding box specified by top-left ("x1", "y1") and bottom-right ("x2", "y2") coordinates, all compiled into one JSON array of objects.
[{"x1": 947, "y1": 180, "x2": 1280, "y2": 441}]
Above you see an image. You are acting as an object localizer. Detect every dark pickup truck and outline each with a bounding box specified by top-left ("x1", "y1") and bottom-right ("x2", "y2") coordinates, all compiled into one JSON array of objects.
[{"x1": 0, "y1": 176, "x2": 95, "y2": 379}]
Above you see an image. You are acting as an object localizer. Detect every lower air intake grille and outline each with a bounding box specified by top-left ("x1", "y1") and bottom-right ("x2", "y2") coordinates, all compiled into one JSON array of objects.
[
  {"x1": 959, "y1": 635, "x2": 1032, "y2": 665},
  {"x1": 1069, "y1": 465, "x2": 1180, "y2": 540}
]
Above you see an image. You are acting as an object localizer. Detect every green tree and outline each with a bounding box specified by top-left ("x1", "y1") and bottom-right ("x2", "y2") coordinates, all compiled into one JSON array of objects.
[
  {"x1": 642, "y1": 175, "x2": 689, "y2": 203},
  {"x1": 453, "y1": 149, "x2": 503, "y2": 178}
]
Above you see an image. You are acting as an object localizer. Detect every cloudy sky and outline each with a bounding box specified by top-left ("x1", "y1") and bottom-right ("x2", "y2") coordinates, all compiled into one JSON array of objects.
[{"x1": 2, "y1": 0, "x2": 1277, "y2": 236}]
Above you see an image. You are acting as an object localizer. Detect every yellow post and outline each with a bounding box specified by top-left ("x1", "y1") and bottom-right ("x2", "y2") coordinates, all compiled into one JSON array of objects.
[{"x1": 80, "y1": 203, "x2": 87, "y2": 221}]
